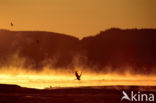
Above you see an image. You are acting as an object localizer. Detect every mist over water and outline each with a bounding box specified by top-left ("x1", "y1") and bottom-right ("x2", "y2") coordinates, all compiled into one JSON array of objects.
[
  {"x1": 0, "y1": 54, "x2": 155, "y2": 89},
  {"x1": 0, "y1": 68, "x2": 156, "y2": 89}
]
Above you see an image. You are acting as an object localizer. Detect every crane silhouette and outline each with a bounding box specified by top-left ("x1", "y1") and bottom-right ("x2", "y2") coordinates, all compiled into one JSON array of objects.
[
  {"x1": 75, "y1": 71, "x2": 82, "y2": 80},
  {"x1": 10, "y1": 22, "x2": 14, "y2": 27}
]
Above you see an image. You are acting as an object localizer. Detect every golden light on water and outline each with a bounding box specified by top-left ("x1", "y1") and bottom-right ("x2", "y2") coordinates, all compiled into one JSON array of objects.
[{"x1": 0, "y1": 66, "x2": 156, "y2": 89}]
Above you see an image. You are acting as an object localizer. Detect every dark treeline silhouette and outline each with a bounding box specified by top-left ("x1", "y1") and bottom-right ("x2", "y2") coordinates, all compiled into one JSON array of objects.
[
  {"x1": 0, "y1": 28, "x2": 156, "y2": 74},
  {"x1": 81, "y1": 28, "x2": 156, "y2": 74}
]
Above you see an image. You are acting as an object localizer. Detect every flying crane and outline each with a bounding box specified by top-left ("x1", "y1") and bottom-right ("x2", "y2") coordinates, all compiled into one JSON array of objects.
[{"x1": 75, "y1": 71, "x2": 82, "y2": 80}]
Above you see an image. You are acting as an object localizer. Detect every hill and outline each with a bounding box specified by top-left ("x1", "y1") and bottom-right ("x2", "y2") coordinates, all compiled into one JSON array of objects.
[{"x1": 0, "y1": 28, "x2": 156, "y2": 74}]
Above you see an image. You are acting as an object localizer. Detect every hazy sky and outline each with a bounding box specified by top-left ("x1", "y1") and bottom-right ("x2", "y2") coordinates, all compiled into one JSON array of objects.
[{"x1": 0, "y1": 0, "x2": 156, "y2": 38}]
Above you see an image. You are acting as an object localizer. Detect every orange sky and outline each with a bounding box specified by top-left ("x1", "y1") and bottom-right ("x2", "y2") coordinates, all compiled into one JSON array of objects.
[{"x1": 0, "y1": 0, "x2": 156, "y2": 38}]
